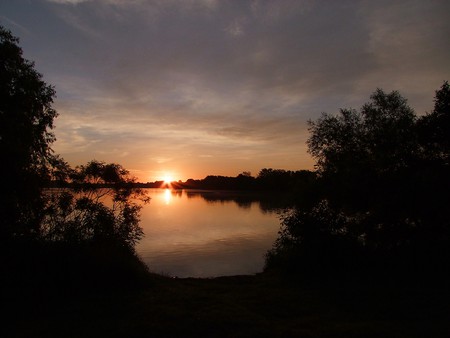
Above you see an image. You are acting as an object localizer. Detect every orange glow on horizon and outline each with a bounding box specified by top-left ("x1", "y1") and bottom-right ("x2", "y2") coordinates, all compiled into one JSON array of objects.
[
  {"x1": 150, "y1": 172, "x2": 176, "y2": 188},
  {"x1": 162, "y1": 174, "x2": 174, "y2": 184}
]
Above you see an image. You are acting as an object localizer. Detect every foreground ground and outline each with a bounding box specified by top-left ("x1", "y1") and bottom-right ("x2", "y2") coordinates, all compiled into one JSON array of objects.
[{"x1": 2, "y1": 270, "x2": 449, "y2": 337}]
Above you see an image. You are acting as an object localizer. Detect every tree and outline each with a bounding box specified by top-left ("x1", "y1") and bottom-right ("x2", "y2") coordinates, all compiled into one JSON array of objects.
[
  {"x1": 267, "y1": 85, "x2": 450, "y2": 278},
  {"x1": 307, "y1": 88, "x2": 423, "y2": 224},
  {"x1": 42, "y1": 161, "x2": 148, "y2": 250},
  {"x1": 265, "y1": 200, "x2": 364, "y2": 274},
  {"x1": 1, "y1": 27, "x2": 150, "y2": 292},
  {"x1": 307, "y1": 89, "x2": 419, "y2": 208},
  {"x1": 418, "y1": 81, "x2": 450, "y2": 164},
  {"x1": 307, "y1": 89, "x2": 417, "y2": 177},
  {"x1": 0, "y1": 26, "x2": 59, "y2": 239},
  {"x1": 0, "y1": 27, "x2": 151, "y2": 292},
  {"x1": 257, "y1": 168, "x2": 294, "y2": 190},
  {"x1": 0, "y1": 26, "x2": 148, "y2": 252}
]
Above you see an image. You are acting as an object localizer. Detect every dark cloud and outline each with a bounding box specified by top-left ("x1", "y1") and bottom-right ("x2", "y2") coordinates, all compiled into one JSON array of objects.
[{"x1": 1, "y1": 0, "x2": 449, "y2": 179}]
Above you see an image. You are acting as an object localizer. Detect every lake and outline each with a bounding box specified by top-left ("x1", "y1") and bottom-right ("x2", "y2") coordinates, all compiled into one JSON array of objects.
[{"x1": 135, "y1": 189, "x2": 284, "y2": 278}]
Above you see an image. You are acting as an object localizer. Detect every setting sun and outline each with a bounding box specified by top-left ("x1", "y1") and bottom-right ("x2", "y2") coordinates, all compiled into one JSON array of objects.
[{"x1": 162, "y1": 174, "x2": 174, "y2": 184}]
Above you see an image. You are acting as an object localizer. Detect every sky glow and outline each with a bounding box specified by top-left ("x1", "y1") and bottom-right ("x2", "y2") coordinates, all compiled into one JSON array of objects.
[{"x1": 1, "y1": 0, "x2": 449, "y2": 181}]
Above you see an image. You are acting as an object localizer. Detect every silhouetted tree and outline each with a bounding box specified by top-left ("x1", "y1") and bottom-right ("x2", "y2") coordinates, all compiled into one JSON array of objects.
[
  {"x1": 236, "y1": 171, "x2": 256, "y2": 190},
  {"x1": 0, "y1": 26, "x2": 61, "y2": 239},
  {"x1": 307, "y1": 89, "x2": 419, "y2": 208},
  {"x1": 307, "y1": 87, "x2": 422, "y2": 222},
  {"x1": 0, "y1": 27, "x2": 151, "y2": 293},
  {"x1": 267, "y1": 85, "x2": 450, "y2": 280},
  {"x1": 42, "y1": 161, "x2": 148, "y2": 250},
  {"x1": 308, "y1": 89, "x2": 417, "y2": 176},
  {"x1": 266, "y1": 200, "x2": 365, "y2": 274},
  {"x1": 418, "y1": 81, "x2": 450, "y2": 165},
  {"x1": 257, "y1": 168, "x2": 293, "y2": 190},
  {"x1": 0, "y1": 26, "x2": 147, "y2": 251}
]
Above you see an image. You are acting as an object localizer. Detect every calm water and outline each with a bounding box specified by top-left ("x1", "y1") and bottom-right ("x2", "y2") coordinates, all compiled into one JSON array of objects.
[{"x1": 135, "y1": 189, "x2": 282, "y2": 278}]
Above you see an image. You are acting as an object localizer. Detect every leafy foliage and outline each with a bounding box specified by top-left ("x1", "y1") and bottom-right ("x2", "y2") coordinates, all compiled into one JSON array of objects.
[
  {"x1": 418, "y1": 81, "x2": 450, "y2": 164},
  {"x1": 267, "y1": 84, "x2": 450, "y2": 279},
  {"x1": 0, "y1": 26, "x2": 147, "y2": 253},
  {"x1": 0, "y1": 26, "x2": 60, "y2": 238},
  {"x1": 0, "y1": 26, "x2": 150, "y2": 295},
  {"x1": 42, "y1": 161, "x2": 149, "y2": 249},
  {"x1": 174, "y1": 169, "x2": 316, "y2": 195},
  {"x1": 307, "y1": 89, "x2": 417, "y2": 177},
  {"x1": 266, "y1": 201, "x2": 366, "y2": 274}
]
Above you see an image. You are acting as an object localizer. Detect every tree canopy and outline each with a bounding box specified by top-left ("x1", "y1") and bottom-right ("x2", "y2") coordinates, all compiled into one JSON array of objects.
[
  {"x1": 42, "y1": 160, "x2": 148, "y2": 250},
  {"x1": 0, "y1": 26, "x2": 147, "y2": 252},
  {"x1": 418, "y1": 81, "x2": 450, "y2": 164},
  {"x1": 0, "y1": 26, "x2": 59, "y2": 238},
  {"x1": 267, "y1": 83, "x2": 450, "y2": 279},
  {"x1": 307, "y1": 88, "x2": 417, "y2": 177}
]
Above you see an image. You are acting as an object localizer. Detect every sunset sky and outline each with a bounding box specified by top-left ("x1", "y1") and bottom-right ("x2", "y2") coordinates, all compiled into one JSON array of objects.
[{"x1": 2, "y1": 0, "x2": 449, "y2": 182}]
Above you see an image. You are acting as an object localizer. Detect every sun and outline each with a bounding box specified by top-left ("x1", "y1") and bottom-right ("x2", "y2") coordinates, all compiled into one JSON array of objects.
[{"x1": 162, "y1": 174, "x2": 174, "y2": 184}]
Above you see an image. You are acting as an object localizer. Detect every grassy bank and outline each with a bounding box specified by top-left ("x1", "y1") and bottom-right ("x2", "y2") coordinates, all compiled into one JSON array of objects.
[{"x1": 2, "y1": 263, "x2": 449, "y2": 337}]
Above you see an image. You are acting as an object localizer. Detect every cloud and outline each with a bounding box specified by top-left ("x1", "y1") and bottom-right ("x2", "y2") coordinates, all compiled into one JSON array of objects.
[
  {"x1": 224, "y1": 18, "x2": 245, "y2": 37},
  {"x1": 0, "y1": 15, "x2": 31, "y2": 35},
  {"x1": 5, "y1": 0, "x2": 448, "y2": 179},
  {"x1": 353, "y1": 0, "x2": 450, "y2": 112},
  {"x1": 46, "y1": 0, "x2": 89, "y2": 4},
  {"x1": 46, "y1": 0, "x2": 448, "y2": 113}
]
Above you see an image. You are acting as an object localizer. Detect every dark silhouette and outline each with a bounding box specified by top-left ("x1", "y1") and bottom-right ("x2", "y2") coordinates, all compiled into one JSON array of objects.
[
  {"x1": 43, "y1": 160, "x2": 148, "y2": 249},
  {"x1": 266, "y1": 84, "x2": 450, "y2": 285},
  {"x1": 1, "y1": 24, "x2": 448, "y2": 337},
  {"x1": 0, "y1": 26, "x2": 61, "y2": 240},
  {"x1": 167, "y1": 169, "x2": 316, "y2": 195},
  {"x1": 179, "y1": 189, "x2": 294, "y2": 212},
  {"x1": 418, "y1": 81, "x2": 450, "y2": 164},
  {"x1": 1, "y1": 26, "x2": 149, "y2": 293}
]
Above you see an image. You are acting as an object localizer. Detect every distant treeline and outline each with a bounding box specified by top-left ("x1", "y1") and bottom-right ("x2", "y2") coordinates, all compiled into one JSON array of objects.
[{"x1": 137, "y1": 169, "x2": 317, "y2": 194}]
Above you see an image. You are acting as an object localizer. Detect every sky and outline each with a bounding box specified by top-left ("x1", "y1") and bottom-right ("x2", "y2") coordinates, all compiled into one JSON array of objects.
[{"x1": 1, "y1": 0, "x2": 449, "y2": 182}]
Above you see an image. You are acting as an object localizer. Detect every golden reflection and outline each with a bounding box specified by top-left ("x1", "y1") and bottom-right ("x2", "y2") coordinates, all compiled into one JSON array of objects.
[
  {"x1": 164, "y1": 188, "x2": 172, "y2": 205},
  {"x1": 136, "y1": 189, "x2": 281, "y2": 278}
]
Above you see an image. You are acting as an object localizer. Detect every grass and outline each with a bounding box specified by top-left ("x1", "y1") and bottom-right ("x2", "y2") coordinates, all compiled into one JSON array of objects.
[
  {"x1": 2, "y1": 271, "x2": 450, "y2": 337},
  {"x1": 1, "y1": 243, "x2": 449, "y2": 337}
]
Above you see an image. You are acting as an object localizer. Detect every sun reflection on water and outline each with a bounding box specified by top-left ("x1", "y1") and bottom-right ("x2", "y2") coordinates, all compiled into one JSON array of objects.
[
  {"x1": 163, "y1": 188, "x2": 172, "y2": 205},
  {"x1": 136, "y1": 189, "x2": 281, "y2": 278}
]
